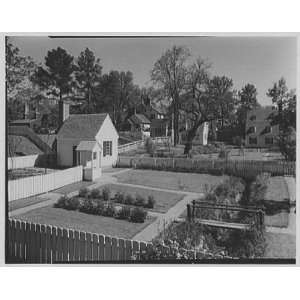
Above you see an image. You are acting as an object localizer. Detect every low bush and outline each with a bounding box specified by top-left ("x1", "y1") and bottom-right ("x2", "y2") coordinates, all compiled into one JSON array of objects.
[
  {"x1": 54, "y1": 195, "x2": 69, "y2": 209},
  {"x1": 130, "y1": 207, "x2": 147, "y2": 223},
  {"x1": 249, "y1": 173, "x2": 270, "y2": 205},
  {"x1": 115, "y1": 191, "x2": 125, "y2": 204},
  {"x1": 135, "y1": 194, "x2": 146, "y2": 207},
  {"x1": 146, "y1": 195, "x2": 156, "y2": 208},
  {"x1": 125, "y1": 194, "x2": 135, "y2": 205},
  {"x1": 79, "y1": 198, "x2": 95, "y2": 214},
  {"x1": 145, "y1": 137, "x2": 156, "y2": 155},
  {"x1": 54, "y1": 195, "x2": 80, "y2": 211},
  {"x1": 89, "y1": 188, "x2": 101, "y2": 199},
  {"x1": 102, "y1": 203, "x2": 115, "y2": 217},
  {"x1": 78, "y1": 187, "x2": 89, "y2": 198},
  {"x1": 54, "y1": 194, "x2": 148, "y2": 223},
  {"x1": 218, "y1": 147, "x2": 230, "y2": 159},
  {"x1": 102, "y1": 187, "x2": 111, "y2": 201},
  {"x1": 115, "y1": 206, "x2": 131, "y2": 220}
]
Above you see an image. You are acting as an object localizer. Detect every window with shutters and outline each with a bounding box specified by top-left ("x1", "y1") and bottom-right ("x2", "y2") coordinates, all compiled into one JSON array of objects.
[{"x1": 103, "y1": 141, "x2": 112, "y2": 156}]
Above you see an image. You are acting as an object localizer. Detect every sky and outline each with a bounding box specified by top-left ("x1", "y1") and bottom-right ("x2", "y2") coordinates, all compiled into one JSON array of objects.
[{"x1": 10, "y1": 35, "x2": 297, "y2": 106}]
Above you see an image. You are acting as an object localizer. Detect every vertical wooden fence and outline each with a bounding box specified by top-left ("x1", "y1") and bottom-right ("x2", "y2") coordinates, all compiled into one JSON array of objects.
[
  {"x1": 7, "y1": 219, "x2": 233, "y2": 263},
  {"x1": 8, "y1": 166, "x2": 83, "y2": 201},
  {"x1": 116, "y1": 157, "x2": 295, "y2": 178},
  {"x1": 7, "y1": 219, "x2": 153, "y2": 263}
]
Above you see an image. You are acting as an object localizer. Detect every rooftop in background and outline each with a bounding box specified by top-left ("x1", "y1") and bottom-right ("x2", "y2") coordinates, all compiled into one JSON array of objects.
[
  {"x1": 57, "y1": 113, "x2": 108, "y2": 139},
  {"x1": 8, "y1": 135, "x2": 44, "y2": 156},
  {"x1": 246, "y1": 106, "x2": 276, "y2": 122},
  {"x1": 129, "y1": 114, "x2": 151, "y2": 125}
]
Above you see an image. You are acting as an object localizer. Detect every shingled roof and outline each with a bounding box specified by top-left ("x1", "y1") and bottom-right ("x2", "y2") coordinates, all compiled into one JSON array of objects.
[
  {"x1": 57, "y1": 113, "x2": 108, "y2": 139},
  {"x1": 129, "y1": 114, "x2": 150, "y2": 125}
]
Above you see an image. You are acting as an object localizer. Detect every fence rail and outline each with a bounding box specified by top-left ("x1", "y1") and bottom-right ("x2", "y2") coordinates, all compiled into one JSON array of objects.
[
  {"x1": 117, "y1": 137, "x2": 171, "y2": 154},
  {"x1": 116, "y1": 157, "x2": 295, "y2": 179},
  {"x1": 8, "y1": 166, "x2": 83, "y2": 202},
  {"x1": 7, "y1": 219, "x2": 232, "y2": 263}
]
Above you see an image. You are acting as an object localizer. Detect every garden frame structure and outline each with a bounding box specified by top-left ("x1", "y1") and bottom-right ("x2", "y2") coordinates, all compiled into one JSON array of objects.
[{"x1": 187, "y1": 200, "x2": 265, "y2": 230}]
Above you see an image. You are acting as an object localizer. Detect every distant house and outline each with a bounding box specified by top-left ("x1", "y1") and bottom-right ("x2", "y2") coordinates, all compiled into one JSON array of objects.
[
  {"x1": 245, "y1": 106, "x2": 279, "y2": 148},
  {"x1": 127, "y1": 113, "x2": 151, "y2": 137},
  {"x1": 57, "y1": 113, "x2": 119, "y2": 176}
]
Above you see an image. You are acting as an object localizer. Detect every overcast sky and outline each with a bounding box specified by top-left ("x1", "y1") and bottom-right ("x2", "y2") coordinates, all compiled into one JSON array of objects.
[{"x1": 10, "y1": 35, "x2": 297, "y2": 106}]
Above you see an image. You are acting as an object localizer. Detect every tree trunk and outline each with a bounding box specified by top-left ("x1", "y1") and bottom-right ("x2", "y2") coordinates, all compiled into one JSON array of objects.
[{"x1": 184, "y1": 125, "x2": 199, "y2": 155}]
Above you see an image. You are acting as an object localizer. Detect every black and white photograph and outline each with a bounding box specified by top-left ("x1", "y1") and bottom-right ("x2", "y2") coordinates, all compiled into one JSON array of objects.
[{"x1": 4, "y1": 34, "x2": 297, "y2": 264}]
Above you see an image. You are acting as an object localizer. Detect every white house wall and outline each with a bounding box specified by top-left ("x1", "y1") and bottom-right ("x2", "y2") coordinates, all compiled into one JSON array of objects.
[
  {"x1": 95, "y1": 115, "x2": 119, "y2": 167},
  {"x1": 57, "y1": 138, "x2": 82, "y2": 167}
]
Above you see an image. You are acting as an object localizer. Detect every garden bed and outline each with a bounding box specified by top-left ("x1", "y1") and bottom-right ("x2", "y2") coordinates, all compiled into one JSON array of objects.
[
  {"x1": 98, "y1": 184, "x2": 184, "y2": 213},
  {"x1": 15, "y1": 205, "x2": 156, "y2": 239}
]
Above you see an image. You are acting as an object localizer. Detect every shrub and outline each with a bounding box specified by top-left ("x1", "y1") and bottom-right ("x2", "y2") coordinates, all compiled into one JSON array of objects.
[
  {"x1": 94, "y1": 200, "x2": 105, "y2": 215},
  {"x1": 102, "y1": 187, "x2": 111, "y2": 201},
  {"x1": 54, "y1": 195, "x2": 69, "y2": 209},
  {"x1": 115, "y1": 206, "x2": 131, "y2": 220},
  {"x1": 79, "y1": 199, "x2": 95, "y2": 214},
  {"x1": 146, "y1": 195, "x2": 155, "y2": 208},
  {"x1": 218, "y1": 147, "x2": 230, "y2": 159},
  {"x1": 130, "y1": 207, "x2": 147, "y2": 223},
  {"x1": 78, "y1": 187, "x2": 89, "y2": 198},
  {"x1": 145, "y1": 137, "x2": 156, "y2": 155},
  {"x1": 102, "y1": 203, "x2": 115, "y2": 217},
  {"x1": 125, "y1": 194, "x2": 135, "y2": 205},
  {"x1": 65, "y1": 197, "x2": 80, "y2": 210},
  {"x1": 114, "y1": 191, "x2": 125, "y2": 204},
  {"x1": 90, "y1": 188, "x2": 101, "y2": 199},
  {"x1": 249, "y1": 173, "x2": 270, "y2": 205},
  {"x1": 54, "y1": 196, "x2": 80, "y2": 211},
  {"x1": 135, "y1": 194, "x2": 146, "y2": 207}
]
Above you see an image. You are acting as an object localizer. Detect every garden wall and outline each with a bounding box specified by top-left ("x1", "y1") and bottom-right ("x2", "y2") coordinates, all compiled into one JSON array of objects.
[
  {"x1": 116, "y1": 157, "x2": 295, "y2": 179},
  {"x1": 8, "y1": 165, "x2": 83, "y2": 201}
]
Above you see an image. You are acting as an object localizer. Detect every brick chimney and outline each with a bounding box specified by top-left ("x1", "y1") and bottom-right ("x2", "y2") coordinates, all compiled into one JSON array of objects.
[{"x1": 58, "y1": 100, "x2": 70, "y2": 128}]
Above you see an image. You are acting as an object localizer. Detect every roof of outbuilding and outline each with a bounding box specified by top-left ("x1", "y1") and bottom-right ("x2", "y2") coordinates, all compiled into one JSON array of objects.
[
  {"x1": 57, "y1": 113, "x2": 108, "y2": 139},
  {"x1": 8, "y1": 135, "x2": 44, "y2": 156},
  {"x1": 129, "y1": 114, "x2": 151, "y2": 124},
  {"x1": 76, "y1": 141, "x2": 99, "y2": 151}
]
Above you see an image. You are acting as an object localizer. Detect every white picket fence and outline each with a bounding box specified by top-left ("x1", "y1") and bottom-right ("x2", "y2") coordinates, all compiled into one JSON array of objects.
[
  {"x1": 8, "y1": 155, "x2": 40, "y2": 170},
  {"x1": 118, "y1": 137, "x2": 171, "y2": 154},
  {"x1": 8, "y1": 166, "x2": 83, "y2": 202}
]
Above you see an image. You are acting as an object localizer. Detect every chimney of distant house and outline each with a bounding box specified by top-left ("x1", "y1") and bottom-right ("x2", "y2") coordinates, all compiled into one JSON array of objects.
[{"x1": 58, "y1": 100, "x2": 70, "y2": 128}]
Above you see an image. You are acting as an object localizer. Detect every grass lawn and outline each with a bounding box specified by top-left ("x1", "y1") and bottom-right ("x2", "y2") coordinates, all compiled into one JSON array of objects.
[
  {"x1": 265, "y1": 232, "x2": 295, "y2": 259},
  {"x1": 15, "y1": 205, "x2": 156, "y2": 239},
  {"x1": 114, "y1": 169, "x2": 227, "y2": 193},
  {"x1": 51, "y1": 181, "x2": 94, "y2": 195},
  {"x1": 9, "y1": 195, "x2": 51, "y2": 212},
  {"x1": 99, "y1": 183, "x2": 184, "y2": 213},
  {"x1": 264, "y1": 177, "x2": 289, "y2": 202}
]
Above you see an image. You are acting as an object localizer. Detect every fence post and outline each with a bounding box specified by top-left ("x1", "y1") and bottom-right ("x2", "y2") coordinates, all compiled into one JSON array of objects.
[
  {"x1": 192, "y1": 200, "x2": 196, "y2": 219},
  {"x1": 187, "y1": 204, "x2": 191, "y2": 222}
]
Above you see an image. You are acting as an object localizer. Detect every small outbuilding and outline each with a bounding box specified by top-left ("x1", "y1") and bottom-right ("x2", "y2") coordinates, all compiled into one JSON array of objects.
[
  {"x1": 57, "y1": 113, "x2": 119, "y2": 180},
  {"x1": 128, "y1": 113, "x2": 151, "y2": 137}
]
